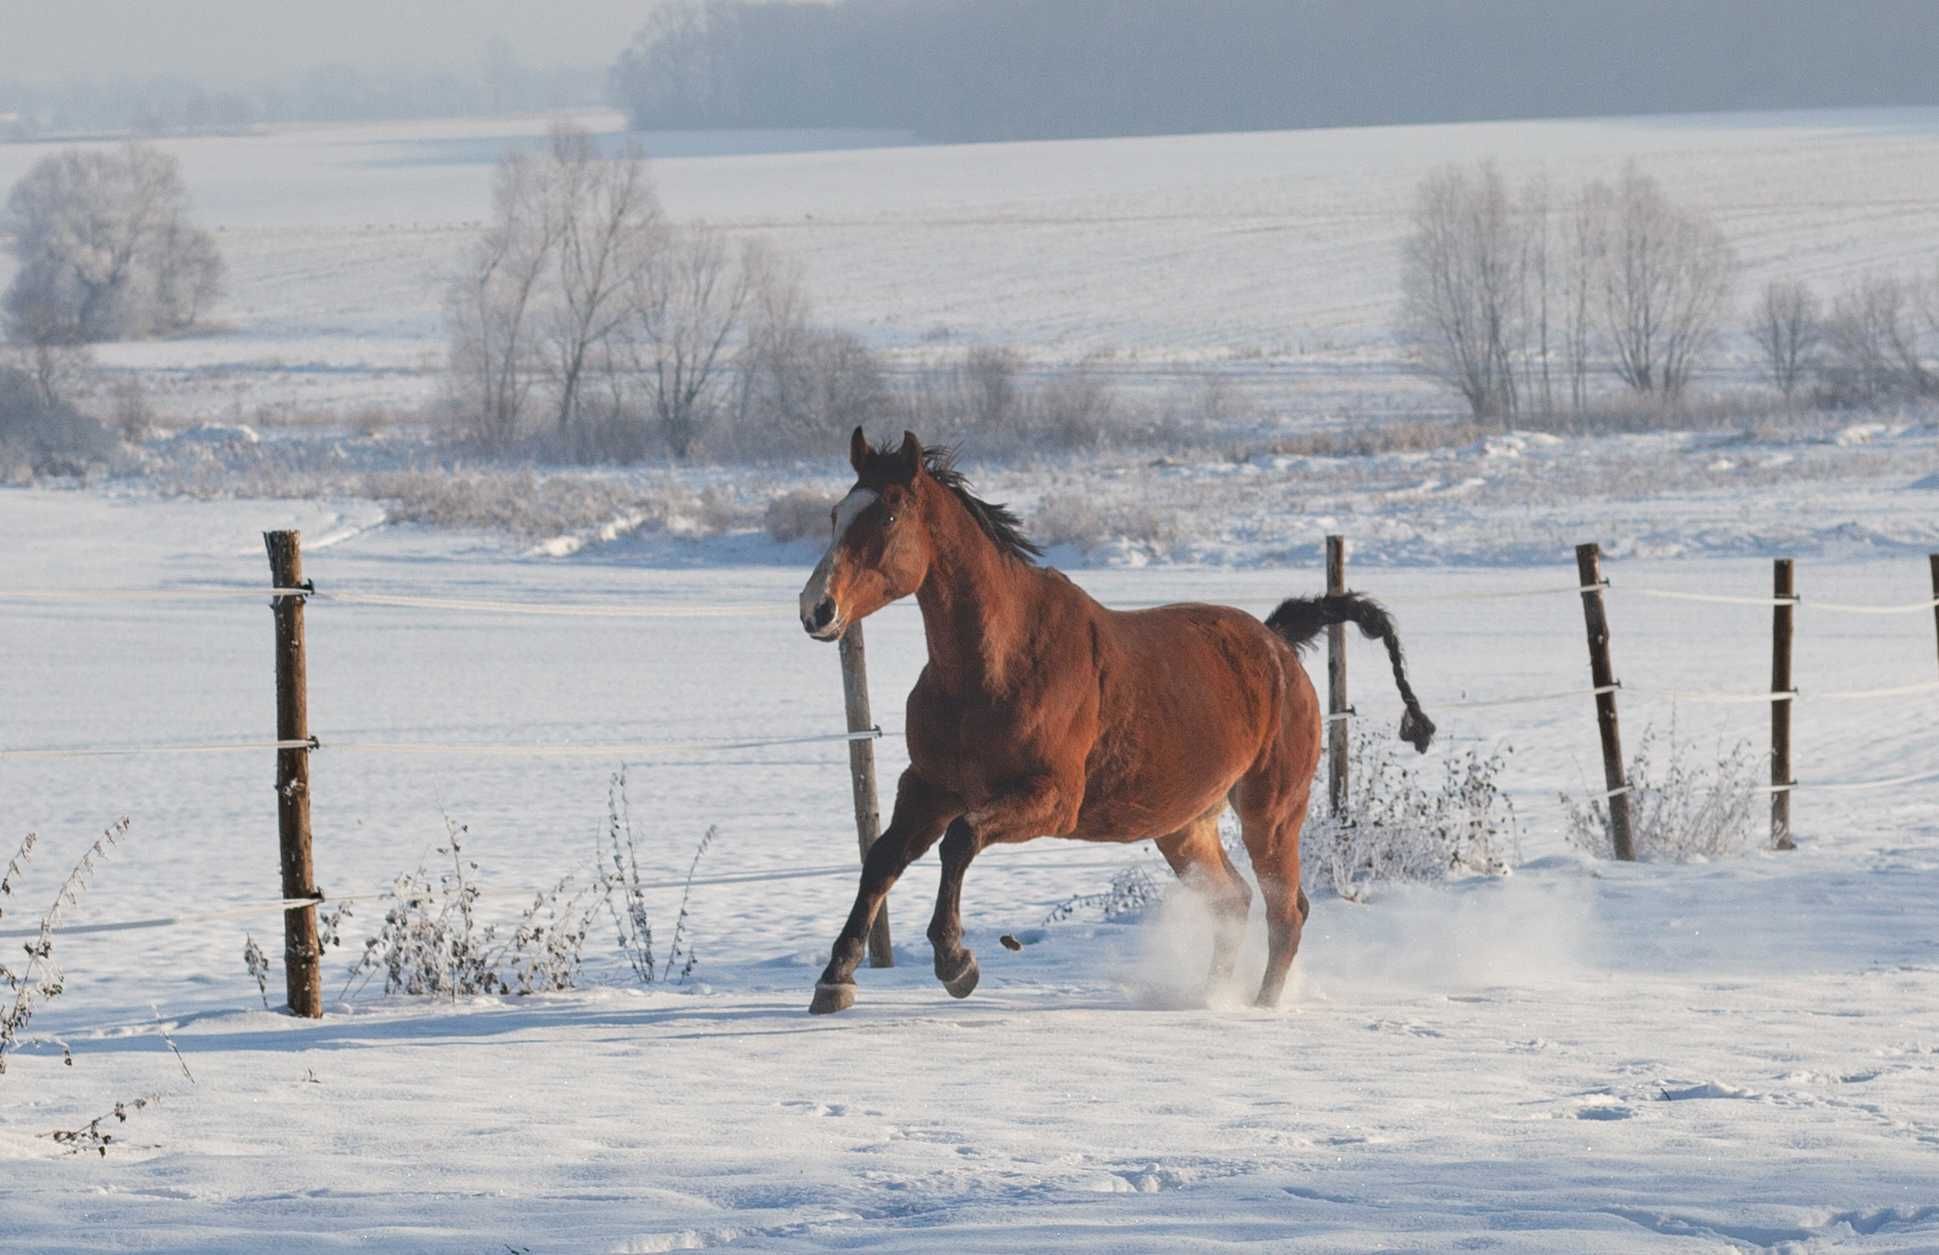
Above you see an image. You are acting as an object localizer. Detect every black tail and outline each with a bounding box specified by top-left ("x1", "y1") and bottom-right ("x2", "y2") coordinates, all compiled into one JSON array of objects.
[{"x1": 1266, "y1": 592, "x2": 1436, "y2": 754}]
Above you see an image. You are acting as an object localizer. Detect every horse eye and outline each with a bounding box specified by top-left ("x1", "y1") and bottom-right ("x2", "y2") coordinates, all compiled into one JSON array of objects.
[{"x1": 885, "y1": 511, "x2": 898, "y2": 526}]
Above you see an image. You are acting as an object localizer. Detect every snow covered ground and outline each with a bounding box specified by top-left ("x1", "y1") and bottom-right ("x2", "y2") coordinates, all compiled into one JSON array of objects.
[
  {"x1": 5, "y1": 102, "x2": 1939, "y2": 1249},
  {"x1": 3, "y1": 490, "x2": 1938, "y2": 1251},
  {"x1": 6, "y1": 107, "x2": 1939, "y2": 418}
]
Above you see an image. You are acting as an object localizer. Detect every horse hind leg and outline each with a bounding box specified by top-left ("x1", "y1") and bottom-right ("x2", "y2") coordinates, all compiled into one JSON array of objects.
[
  {"x1": 1234, "y1": 785, "x2": 1313, "y2": 1009},
  {"x1": 922, "y1": 772, "x2": 1081, "y2": 1002},
  {"x1": 1154, "y1": 812, "x2": 1253, "y2": 993}
]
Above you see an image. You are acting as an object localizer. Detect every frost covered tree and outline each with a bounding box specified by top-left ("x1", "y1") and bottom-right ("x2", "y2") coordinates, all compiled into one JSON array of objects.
[
  {"x1": 1747, "y1": 278, "x2": 1821, "y2": 403},
  {"x1": 1558, "y1": 184, "x2": 1607, "y2": 414},
  {"x1": 445, "y1": 123, "x2": 668, "y2": 452},
  {"x1": 537, "y1": 126, "x2": 665, "y2": 436},
  {"x1": 1399, "y1": 162, "x2": 1524, "y2": 419},
  {"x1": 445, "y1": 148, "x2": 559, "y2": 447},
  {"x1": 1818, "y1": 273, "x2": 1935, "y2": 406},
  {"x1": 625, "y1": 224, "x2": 754, "y2": 458},
  {"x1": 730, "y1": 245, "x2": 889, "y2": 452},
  {"x1": 1590, "y1": 163, "x2": 1734, "y2": 401},
  {"x1": 1517, "y1": 172, "x2": 1555, "y2": 416},
  {"x1": 2, "y1": 144, "x2": 224, "y2": 344}
]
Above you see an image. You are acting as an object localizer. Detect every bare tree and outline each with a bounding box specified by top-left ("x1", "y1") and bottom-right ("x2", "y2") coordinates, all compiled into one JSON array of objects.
[
  {"x1": 732, "y1": 248, "x2": 888, "y2": 454},
  {"x1": 151, "y1": 214, "x2": 226, "y2": 330},
  {"x1": 1399, "y1": 162, "x2": 1523, "y2": 419},
  {"x1": 1747, "y1": 278, "x2": 1821, "y2": 403},
  {"x1": 958, "y1": 345, "x2": 1026, "y2": 432},
  {"x1": 1819, "y1": 274, "x2": 1935, "y2": 406},
  {"x1": 730, "y1": 242, "x2": 821, "y2": 442},
  {"x1": 444, "y1": 151, "x2": 560, "y2": 447},
  {"x1": 1594, "y1": 163, "x2": 1734, "y2": 401},
  {"x1": 0, "y1": 340, "x2": 94, "y2": 412},
  {"x1": 1556, "y1": 184, "x2": 1607, "y2": 414},
  {"x1": 1917, "y1": 259, "x2": 1939, "y2": 342},
  {"x1": 628, "y1": 225, "x2": 754, "y2": 457},
  {"x1": 2, "y1": 144, "x2": 222, "y2": 344},
  {"x1": 538, "y1": 125, "x2": 665, "y2": 435},
  {"x1": 1518, "y1": 171, "x2": 1555, "y2": 416}
]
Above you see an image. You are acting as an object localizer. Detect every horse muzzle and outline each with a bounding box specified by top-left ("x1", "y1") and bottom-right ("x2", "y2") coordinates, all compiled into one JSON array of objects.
[{"x1": 801, "y1": 594, "x2": 845, "y2": 641}]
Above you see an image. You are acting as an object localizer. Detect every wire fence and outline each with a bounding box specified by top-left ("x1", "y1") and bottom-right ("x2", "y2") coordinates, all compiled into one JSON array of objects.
[
  {"x1": 3, "y1": 550, "x2": 1935, "y2": 952},
  {"x1": 5, "y1": 567, "x2": 1934, "y2": 766}
]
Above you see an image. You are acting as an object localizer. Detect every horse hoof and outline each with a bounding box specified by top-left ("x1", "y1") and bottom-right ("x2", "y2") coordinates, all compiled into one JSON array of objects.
[
  {"x1": 939, "y1": 955, "x2": 980, "y2": 999},
  {"x1": 809, "y1": 981, "x2": 856, "y2": 1015}
]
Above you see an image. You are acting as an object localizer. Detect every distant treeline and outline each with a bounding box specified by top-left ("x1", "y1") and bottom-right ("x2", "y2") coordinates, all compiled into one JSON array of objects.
[
  {"x1": 0, "y1": 45, "x2": 600, "y2": 140},
  {"x1": 610, "y1": 0, "x2": 1939, "y2": 142}
]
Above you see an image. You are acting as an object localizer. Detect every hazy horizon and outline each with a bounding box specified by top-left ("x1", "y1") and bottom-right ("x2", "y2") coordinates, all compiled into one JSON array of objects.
[
  {"x1": 4, "y1": 2, "x2": 1937, "y2": 149},
  {"x1": 0, "y1": 0, "x2": 650, "y2": 80}
]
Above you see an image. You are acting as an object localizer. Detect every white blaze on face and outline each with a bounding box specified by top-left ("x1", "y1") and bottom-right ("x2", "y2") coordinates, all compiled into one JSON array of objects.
[{"x1": 799, "y1": 488, "x2": 878, "y2": 628}]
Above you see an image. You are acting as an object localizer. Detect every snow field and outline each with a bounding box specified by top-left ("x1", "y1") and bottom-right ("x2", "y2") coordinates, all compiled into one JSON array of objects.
[
  {"x1": 3, "y1": 491, "x2": 1939, "y2": 1249},
  {"x1": 6, "y1": 108, "x2": 1939, "y2": 417}
]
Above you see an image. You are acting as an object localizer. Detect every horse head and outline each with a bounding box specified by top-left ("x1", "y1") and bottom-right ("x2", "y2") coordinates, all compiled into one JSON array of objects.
[{"x1": 798, "y1": 427, "x2": 935, "y2": 640}]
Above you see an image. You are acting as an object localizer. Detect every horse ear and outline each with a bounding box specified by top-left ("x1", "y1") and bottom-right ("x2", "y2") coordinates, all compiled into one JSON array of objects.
[
  {"x1": 849, "y1": 426, "x2": 869, "y2": 473},
  {"x1": 896, "y1": 431, "x2": 923, "y2": 480}
]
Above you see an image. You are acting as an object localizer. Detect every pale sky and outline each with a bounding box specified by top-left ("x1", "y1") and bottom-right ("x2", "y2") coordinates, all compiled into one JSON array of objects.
[{"x1": 0, "y1": 0, "x2": 653, "y2": 79}]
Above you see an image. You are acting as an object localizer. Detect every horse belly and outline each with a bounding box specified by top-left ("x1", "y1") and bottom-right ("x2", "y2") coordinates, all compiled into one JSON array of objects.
[{"x1": 1069, "y1": 664, "x2": 1269, "y2": 840}]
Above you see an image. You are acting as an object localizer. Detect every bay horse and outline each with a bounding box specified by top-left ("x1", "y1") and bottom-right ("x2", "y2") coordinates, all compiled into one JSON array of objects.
[{"x1": 798, "y1": 429, "x2": 1435, "y2": 1014}]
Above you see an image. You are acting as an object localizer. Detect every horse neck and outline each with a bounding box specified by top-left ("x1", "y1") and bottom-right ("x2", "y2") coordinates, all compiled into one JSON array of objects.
[{"x1": 913, "y1": 492, "x2": 1037, "y2": 691}]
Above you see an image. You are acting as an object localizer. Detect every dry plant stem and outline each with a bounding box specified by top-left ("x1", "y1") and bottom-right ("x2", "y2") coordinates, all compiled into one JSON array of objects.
[
  {"x1": 152, "y1": 1008, "x2": 194, "y2": 1084},
  {"x1": 44, "y1": 1095, "x2": 160, "y2": 1158},
  {"x1": 0, "y1": 834, "x2": 39, "y2": 988},
  {"x1": 242, "y1": 934, "x2": 272, "y2": 1008},
  {"x1": 1, "y1": 819, "x2": 129, "y2": 1077}
]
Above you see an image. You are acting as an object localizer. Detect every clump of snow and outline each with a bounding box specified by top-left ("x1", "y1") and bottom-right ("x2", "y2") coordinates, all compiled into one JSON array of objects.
[{"x1": 164, "y1": 423, "x2": 260, "y2": 447}]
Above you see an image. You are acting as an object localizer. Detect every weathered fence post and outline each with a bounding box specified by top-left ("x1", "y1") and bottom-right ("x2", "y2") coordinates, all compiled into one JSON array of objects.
[
  {"x1": 1325, "y1": 535, "x2": 1349, "y2": 815},
  {"x1": 838, "y1": 622, "x2": 893, "y2": 968},
  {"x1": 1770, "y1": 558, "x2": 1796, "y2": 851},
  {"x1": 1575, "y1": 543, "x2": 1635, "y2": 861},
  {"x1": 264, "y1": 530, "x2": 322, "y2": 1018},
  {"x1": 1929, "y1": 554, "x2": 1939, "y2": 682}
]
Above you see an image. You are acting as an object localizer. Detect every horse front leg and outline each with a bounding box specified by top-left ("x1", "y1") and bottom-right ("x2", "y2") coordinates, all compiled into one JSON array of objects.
[
  {"x1": 811, "y1": 769, "x2": 959, "y2": 1015},
  {"x1": 927, "y1": 819, "x2": 983, "y2": 998},
  {"x1": 924, "y1": 774, "x2": 1079, "y2": 1003}
]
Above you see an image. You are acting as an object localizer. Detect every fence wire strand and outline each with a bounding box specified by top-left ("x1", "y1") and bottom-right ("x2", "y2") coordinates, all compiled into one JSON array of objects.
[
  {"x1": 1623, "y1": 686, "x2": 1794, "y2": 707},
  {"x1": 319, "y1": 729, "x2": 884, "y2": 758},
  {"x1": 0, "y1": 730, "x2": 881, "y2": 762},
  {"x1": 316, "y1": 591, "x2": 768, "y2": 619},
  {"x1": 2, "y1": 578, "x2": 1931, "y2": 620},
  {"x1": 1436, "y1": 684, "x2": 1619, "y2": 710},
  {"x1": 0, "y1": 587, "x2": 313, "y2": 603},
  {"x1": 0, "y1": 854, "x2": 1164, "y2": 941},
  {"x1": 1625, "y1": 588, "x2": 1799, "y2": 608},
  {"x1": 1805, "y1": 595, "x2": 1939, "y2": 616},
  {"x1": 1395, "y1": 582, "x2": 1607, "y2": 604},
  {"x1": 0, "y1": 738, "x2": 316, "y2": 761}
]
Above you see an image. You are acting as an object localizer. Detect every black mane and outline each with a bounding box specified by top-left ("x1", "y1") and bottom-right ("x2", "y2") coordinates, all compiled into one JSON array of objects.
[{"x1": 907, "y1": 443, "x2": 1043, "y2": 563}]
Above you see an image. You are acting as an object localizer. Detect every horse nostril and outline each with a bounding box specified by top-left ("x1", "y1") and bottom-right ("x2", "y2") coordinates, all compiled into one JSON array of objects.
[{"x1": 809, "y1": 598, "x2": 837, "y2": 631}]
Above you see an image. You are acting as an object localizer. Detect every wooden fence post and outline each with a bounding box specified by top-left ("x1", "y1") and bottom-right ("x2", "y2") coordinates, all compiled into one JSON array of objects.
[
  {"x1": 1929, "y1": 554, "x2": 1938, "y2": 682},
  {"x1": 264, "y1": 530, "x2": 322, "y2": 1018},
  {"x1": 838, "y1": 622, "x2": 893, "y2": 968},
  {"x1": 1575, "y1": 543, "x2": 1635, "y2": 861},
  {"x1": 1770, "y1": 558, "x2": 1796, "y2": 851},
  {"x1": 1326, "y1": 535, "x2": 1349, "y2": 816}
]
